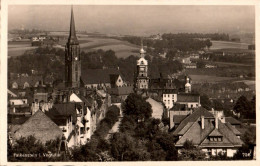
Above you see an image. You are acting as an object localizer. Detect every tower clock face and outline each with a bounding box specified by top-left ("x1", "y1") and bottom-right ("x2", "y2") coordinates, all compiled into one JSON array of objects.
[{"x1": 75, "y1": 57, "x2": 78, "y2": 61}]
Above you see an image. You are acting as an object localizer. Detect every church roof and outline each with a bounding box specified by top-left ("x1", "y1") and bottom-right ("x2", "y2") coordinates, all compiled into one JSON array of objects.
[
  {"x1": 177, "y1": 93, "x2": 200, "y2": 103},
  {"x1": 81, "y1": 68, "x2": 120, "y2": 85},
  {"x1": 67, "y1": 7, "x2": 79, "y2": 44}
]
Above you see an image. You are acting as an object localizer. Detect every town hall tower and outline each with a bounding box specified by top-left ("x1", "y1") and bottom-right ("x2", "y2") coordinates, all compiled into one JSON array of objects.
[{"x1": 136, "y1": 40, "x2": 149, "y2": 90}]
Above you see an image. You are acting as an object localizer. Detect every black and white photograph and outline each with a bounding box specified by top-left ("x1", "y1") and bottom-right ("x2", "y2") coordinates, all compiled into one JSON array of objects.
[{"x1": 1, "y1": 0, "x2": 259, "y2": 164}]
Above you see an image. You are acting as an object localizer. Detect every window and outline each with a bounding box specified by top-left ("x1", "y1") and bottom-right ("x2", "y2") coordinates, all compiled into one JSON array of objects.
[
  {"x1": 168, "y1": 94, "x2": 170, "y2": 97},
  {"x1": 207, "y1": 148, "x2": 212, "y2": 156},
  {"x1": 168, "y1": 100, "x2": 170, "y2": 104},
  {"x1": 214, "y1": 137, "x2": 218, "y2": 142},
  {"x1": 217, "y1": 137, "x2": 222, "y2": 142},
  {"x1": 141, "y1": 61, "x2": 144, "y2": 64}
]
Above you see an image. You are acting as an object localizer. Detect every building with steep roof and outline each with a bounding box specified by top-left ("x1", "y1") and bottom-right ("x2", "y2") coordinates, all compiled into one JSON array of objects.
[
  {"x1": 81, "y1": 68, "x2": 124, "y2": 89},
  {"x1": 172, "y1": 107, "x2": 244, "y2": 157},
  {"x1": 10, "y1": 75, "x2": 43, "y2": 89},
  {"x1": 12, "y1": 110, "x2": 63, "y2": 144}
]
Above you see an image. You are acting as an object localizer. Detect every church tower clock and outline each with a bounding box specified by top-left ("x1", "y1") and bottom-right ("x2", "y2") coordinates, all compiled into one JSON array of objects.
[{"x1": 65, "y1": 7, "x2": 81, "y2": 88}]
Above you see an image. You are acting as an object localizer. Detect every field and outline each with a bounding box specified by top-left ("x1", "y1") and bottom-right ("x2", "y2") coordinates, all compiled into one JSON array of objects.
[
  {"x1": 8, "y1": 33, "x2": 140, "y2": 58},
  {"x1": 210, "y1": 40, "x2": 249, "y2": 50},
  {"x1": 189, "y1": 74, "x2": 239, "y2": 83},
  {"x1": 8, "y1": 41, "x2": 37, "y2": 57}
]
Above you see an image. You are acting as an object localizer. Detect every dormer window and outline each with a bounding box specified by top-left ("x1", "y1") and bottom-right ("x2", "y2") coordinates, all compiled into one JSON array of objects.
[{"x1": 209, "y1": 136, "x2": 222, "y2": 142}]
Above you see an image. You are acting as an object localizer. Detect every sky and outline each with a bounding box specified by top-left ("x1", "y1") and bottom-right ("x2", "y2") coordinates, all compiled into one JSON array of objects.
[{"x1": 8, "y1": 5, "x2": 255, "y2": 36}]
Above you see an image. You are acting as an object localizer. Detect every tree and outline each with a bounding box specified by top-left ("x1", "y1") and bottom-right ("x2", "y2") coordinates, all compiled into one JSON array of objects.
[
  {"x1": 200, "y1": 95, "x2": 212, "y2": 110},
  {"x1": 110, "y1": 132, "x2": 135, "y2": 161},
  {"x1": 8, "y1": 136, "x2": 70, "y2": 161},
  {"x1": 212, "y1": 99, "x2": 224, "y2": 110},
  {"x1": 233, "y1": 95, "x2": 252, "y2": 119},
  {"x1": 197, "y1": 60, "x2": 206, "y2": 68},
  {"x1": 122, "y1": 93, "x2": 152, "y2": 122},
  {"x1": 205, "y1": 39, "x2": 212, "y2": 50},
  {"x1": 179, "y1": 140, "x2": 206, "y2": 161}
]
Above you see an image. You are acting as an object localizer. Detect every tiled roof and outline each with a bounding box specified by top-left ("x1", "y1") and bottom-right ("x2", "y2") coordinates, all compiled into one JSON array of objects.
[
  {"x1": 225, "y1": 122, "x2": 241, "y2": 135},
  {"x1": 177, "y1": 93, "x2": 200, "y2": 102},
  {"x1": 109, "y1": 74, "x2": 120, "y2": 85},
  {"x1": 13, "y1": 110, "x2": 63, "y2": 143},
  {"x1": 10, "y1": 75, "x2": 43, "y2": 87},
  {"x1": 209, "y1": 128, "x2": 223, "y2": 136},
  {"x1": 171, "y1": 104, "x2": 187, "y2": 111},
  {"x1": 108, "y1": 86, "x2": 133, "y2": 96},
  {"x1": 172, "y1": 115, "x2": 188, "y2": 124},
  {"x1": 48, "y1": 103, "x2": 78, "y2": 123},
  {"x1": 225, "y1": 117, "x2": 242, "y2": 125},
  {"x1": 173, "y1": 107, "x2": 243, "y2": 148},
  {"x1": 81, "y1": 68, "x2": 120, "y2": 84},
  {"x1": 8, "y1": 114, "x2": 31, "y2": 125},
  {"x1": 173, "y1": 107, "x2": 214, "y2": 135}
]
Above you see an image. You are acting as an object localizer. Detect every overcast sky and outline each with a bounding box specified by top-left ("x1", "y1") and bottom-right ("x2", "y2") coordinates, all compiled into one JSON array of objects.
[{"x1": 8, "y1": 5, "x2": 255, "y2": 36}]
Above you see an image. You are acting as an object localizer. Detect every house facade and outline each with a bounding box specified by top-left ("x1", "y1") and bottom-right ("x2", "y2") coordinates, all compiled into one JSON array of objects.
[{"x1": 172, "y1": 107, "x2": 243, "y2": 158}]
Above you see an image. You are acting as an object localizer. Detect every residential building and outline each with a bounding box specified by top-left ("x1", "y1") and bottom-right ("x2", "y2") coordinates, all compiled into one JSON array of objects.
[
  {"x1": 176, "y1": 93, "x2": 200, "y2": 109},
  {"x1": 81, "y1": 68, "x2": 122, "y2": 89},
  {"x1": 12, "y1": 110, "x2": 63, "y2": 144},
  {"x1": 172, "y1": 107, "x2": 243, "y2": 158}
]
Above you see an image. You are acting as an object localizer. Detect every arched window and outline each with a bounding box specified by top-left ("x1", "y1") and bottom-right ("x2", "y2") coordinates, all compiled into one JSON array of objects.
[{"x1": 141, "y1": 61, "x2": 144, "y2": 64}]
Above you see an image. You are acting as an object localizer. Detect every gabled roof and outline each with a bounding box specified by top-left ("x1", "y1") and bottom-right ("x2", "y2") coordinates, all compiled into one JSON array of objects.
[
  {"x1": 172, "y1": 115, "x2": 188, "y2": 124},
  {"x1": 81, "y1": 68, "x2": 120, "y2": 84},
  {"x1": 173, "y1": 107, "x2": 214, "y2": 136},
  {"x1": 177, "y1": 93, "x2": 200, "y2": 103},
  {"x1": 48, "y1": 103, "x2": 78, "y2": 123},
  {"x1": 10, "y1": 75, "x2": 43, "y2": 87},
  {"x1": 109, "y1": 74, "x2": 120, "y2": 85},
  {"x1": 8, "y1": 114, "x2": 31, "y2": 125},
  {"x1": 225, "y1": 122, "x2": 241, "y2": 135},
  {"x1": 209, "y1": 128, "x2": 223, "y2": 136},
  {"x1": 225, "y1": 117, "x2": 242, "y2": 125},
  {"x1": 13, "y1": 110, "x2": 63, "y2": 143},
  {"x1": 171, "y1": 104, "x2": 187, "y2": 111},
  {"x1": 173, "y1": 108, "x2": 244, "y2": 148},
  {"x1": 108, "y1": 86, "x2": 133, "y2": 96}
]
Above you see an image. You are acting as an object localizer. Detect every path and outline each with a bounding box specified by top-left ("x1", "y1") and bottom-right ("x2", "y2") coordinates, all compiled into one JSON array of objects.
[{"x1": 105, "y1": 117, "x2": 122, "y2": 140}]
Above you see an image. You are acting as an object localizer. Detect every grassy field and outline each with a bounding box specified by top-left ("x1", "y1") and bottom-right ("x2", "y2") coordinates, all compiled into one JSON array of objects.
[
  {"x1": 8, "y1": 34, "x2": 140, "y2": 58},
  {"x1": 210, "y1": 40, "x2": 249, "y2": 50},
  {"x1": 8, "y1": 41, "x2": 37, "y2": 57},
  {"x1": 189, "y1": 74, "x2": 238, "y2": 83}
]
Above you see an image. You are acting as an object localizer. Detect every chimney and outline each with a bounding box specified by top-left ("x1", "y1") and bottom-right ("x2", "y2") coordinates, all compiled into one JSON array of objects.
[
  {"x1": 215, "y1": 116, "x2": 218, "y2": 129},
  {"x1": 201, "y1": 116, "x2": 205, "y2": 129},
  {"x1": 221, "y1": 117, "x2": 225, "y2": 123}
]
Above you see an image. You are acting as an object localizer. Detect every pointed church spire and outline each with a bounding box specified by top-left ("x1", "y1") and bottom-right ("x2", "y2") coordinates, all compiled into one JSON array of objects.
[{"x1": 68, "y1": 6, "x2": 78, "y2": 44}]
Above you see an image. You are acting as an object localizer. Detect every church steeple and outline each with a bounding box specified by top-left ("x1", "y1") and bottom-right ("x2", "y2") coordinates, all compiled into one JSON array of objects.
[
  {"x1": 65, "y1": 7, "x2": 81, "y2": 88},
  {"x1": 68, "y1": 6, "x2": 79, "y2": 44}
]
